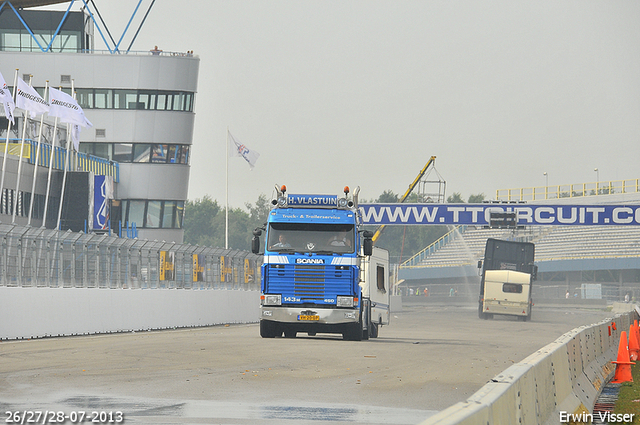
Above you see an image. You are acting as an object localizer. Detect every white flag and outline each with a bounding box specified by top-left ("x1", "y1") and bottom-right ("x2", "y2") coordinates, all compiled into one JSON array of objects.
[
  {"x1": 49, "y1": 87, "x2": 92, "y2": 128},
  {"x1": 71, "y1": 124, "x2": 81, "y2": 151},
  {"x1": 16, "y1": 78, "x2": 49, "y2": 118},
  {"x1": 0, "y1": 71, "x2": 15, "y2": 125},
  {"x1": 229, "y1": 131, "x2": 260, "y2": 169}
]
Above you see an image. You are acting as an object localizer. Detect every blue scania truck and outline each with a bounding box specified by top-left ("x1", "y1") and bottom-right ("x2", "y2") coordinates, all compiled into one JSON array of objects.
[{"x1": 252, "y1": 185, "x2": 390, "y2": 340}]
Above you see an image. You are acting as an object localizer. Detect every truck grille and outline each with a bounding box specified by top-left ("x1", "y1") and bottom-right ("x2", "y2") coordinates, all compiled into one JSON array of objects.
[
  {"x1": 267, "y1": 264, "x2": 354, "y2": 302},
  {"x1": 294, "y1": 265, "x2": 324, "y2": 298}
]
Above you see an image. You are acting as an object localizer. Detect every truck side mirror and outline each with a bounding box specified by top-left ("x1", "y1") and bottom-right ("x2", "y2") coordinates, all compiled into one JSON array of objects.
[
  {"x1": 477, "y1": 260, "x2": 482, "y2": 269},
  {"x1": 251, "y1": 228, "x2": 262, "y2": 254},
  {"x1": 251, "y1": 235, "x2": 261, "y2": 254},
  {"x1": 363, "y1": 237, "x2": 373, "y2": 256},
  {"x1": 531, "y1": 265, "x2": 538, "y2": 281}
]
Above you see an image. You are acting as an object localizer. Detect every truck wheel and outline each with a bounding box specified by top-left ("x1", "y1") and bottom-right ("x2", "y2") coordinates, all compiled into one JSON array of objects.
[
  {"x1": 260, "y1": 320, "x2": 281, "y2": 338},
  {"x1": 283, "y1": 329, "x2": 297, "y2": 338},
  {"x1": 343, "y1": 322, "x2": 362, "y2": 341}
]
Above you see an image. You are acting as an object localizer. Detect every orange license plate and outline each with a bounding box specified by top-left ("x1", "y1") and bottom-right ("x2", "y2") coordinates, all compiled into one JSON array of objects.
[{"x1": 298, "y1": 315, "x2": 319, "y2": 321}]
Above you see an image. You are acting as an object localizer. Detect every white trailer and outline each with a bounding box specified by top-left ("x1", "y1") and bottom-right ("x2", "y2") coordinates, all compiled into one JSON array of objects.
[
  {"x1": 482, "y1": 269, "x2": 533, "y2": 321},
  {"x1": 359, "y1": 246, "x2": 390, "y2": 338}
]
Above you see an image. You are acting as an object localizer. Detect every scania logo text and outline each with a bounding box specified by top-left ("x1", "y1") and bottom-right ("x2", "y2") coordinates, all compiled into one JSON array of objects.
[{"x1": 296, "y1": 258, "x2": 325, "y2": 264}]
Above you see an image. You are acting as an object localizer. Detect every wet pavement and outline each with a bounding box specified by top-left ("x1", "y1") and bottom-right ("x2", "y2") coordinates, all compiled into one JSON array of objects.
[
  {"x1": 1, "y1": 395, "x2": 436, "y2": 424},
  {"x1": 0, "y1": 303, "x2": 614, "y2": 424}
]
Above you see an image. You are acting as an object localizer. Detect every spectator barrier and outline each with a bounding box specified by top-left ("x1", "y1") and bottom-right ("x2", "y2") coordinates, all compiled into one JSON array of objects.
[{"x1": 0, "y1": 223, "x2": 261, "y2": 339}]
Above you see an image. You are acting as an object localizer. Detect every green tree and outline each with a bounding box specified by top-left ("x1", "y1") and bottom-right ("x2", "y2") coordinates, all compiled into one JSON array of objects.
[
  {"x1": 376, "y1": 190, "x2": 399, "y2": 203},
  {"x1": 184, "y1": 194, "x2": 270, "y2": 250},
  {"x1": 183, "y1": 196, "x2": 220, "y2": 247},
  {"x1": 447, "y1": 192, "x2": 464, "y2": 203},
  {"x1": 210, "y1": 206, "x2": 252, "y2": 249},
  {"x1": 467, "y1": 193, "x2": 485, "y2": 203},
  {"x1": 246, "y1": 194, "x2": 271, "y2": 232}
]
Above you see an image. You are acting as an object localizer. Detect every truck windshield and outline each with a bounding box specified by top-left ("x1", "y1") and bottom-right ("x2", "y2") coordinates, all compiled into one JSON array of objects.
[{"x1": 267, "y1": 223, "x2": 355, "y2": 254}]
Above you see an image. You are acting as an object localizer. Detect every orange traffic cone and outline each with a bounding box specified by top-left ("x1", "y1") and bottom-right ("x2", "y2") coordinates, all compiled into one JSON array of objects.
[
  {"x1": 612, "y1": 331, "x2": 635, "y2": 383},
  {"x1": 629, "y1": 325, "x2": 639, "y2": 361}
]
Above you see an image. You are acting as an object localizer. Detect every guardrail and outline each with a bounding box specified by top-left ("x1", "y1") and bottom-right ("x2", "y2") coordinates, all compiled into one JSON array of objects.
[
  {"x1": 496, "y1": 179, "x2": 640, "y2": 201},
  {"x1": 81, "y1": 49, "x2": 198, "y2": 58},
  {"x1": 2, "y1": 139, "x2": 119, "y2": 182},
  {"x1": 420, "y1": 306, "x2": 638, "y2": 425}
]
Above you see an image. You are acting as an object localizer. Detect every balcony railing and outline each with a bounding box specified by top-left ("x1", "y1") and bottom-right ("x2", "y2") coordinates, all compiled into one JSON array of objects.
[{"x1": 1, "y1": 138, "x2": 119, "y2": 182}]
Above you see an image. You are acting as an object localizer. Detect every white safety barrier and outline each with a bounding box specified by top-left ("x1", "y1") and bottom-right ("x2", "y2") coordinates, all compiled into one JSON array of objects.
[
  {"x1": 0, "y1": 287, "x2": 260, "y2": 340},
  {"x1": 421, "y1": 308, "x2": 638, "y2": 425}
]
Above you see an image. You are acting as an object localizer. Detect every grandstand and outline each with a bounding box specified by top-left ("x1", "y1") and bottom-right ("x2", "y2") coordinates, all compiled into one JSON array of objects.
[{"x1": 397, "y1": 184, "x2": 640, "y2": 302}]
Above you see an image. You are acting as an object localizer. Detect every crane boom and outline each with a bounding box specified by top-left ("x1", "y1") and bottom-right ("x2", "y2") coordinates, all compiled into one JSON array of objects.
[{"x1": 372, "y1": 156, "x2": 437, "y2": 243}]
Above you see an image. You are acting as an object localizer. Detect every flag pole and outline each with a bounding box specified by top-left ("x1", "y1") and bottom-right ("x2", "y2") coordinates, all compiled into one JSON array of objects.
[
  {"x1": 56, "y1": 80, "x2": 76, "y2": 230},
  {"x1": 41, "y1": 114, "x2": 58, "y2": 227},
  {"x1": 27, "y1": 80, "x2": 49, "y2": 225},
  {"x1": 0, "y1": 69, "x2": 18, "y2": 215},
  {"x1": 56, "y1": 121, "x2": 71, "y2": 231},
  {"x1": 225, "y1": 127, "x2": 229, "y2": 249},
  {"x1": 12, "y1": 75, "x2": 33, "y2": 223}
]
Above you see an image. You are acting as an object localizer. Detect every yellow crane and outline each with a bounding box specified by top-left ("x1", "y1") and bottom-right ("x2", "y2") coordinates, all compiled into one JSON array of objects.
[{"x1": 372, "y1": 155, "x2": 437, "y2": 243}]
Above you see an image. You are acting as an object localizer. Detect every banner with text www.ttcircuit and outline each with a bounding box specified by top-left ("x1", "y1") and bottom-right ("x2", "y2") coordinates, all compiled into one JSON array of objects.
[{"x1": 359, "y1": 204, "x2": 640, "y2": 226}]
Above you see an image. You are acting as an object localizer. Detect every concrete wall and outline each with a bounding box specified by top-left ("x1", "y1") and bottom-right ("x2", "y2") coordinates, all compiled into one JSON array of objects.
[
  {"x1": 0, "y1": 287, "x2": 260, "y2": 340},
  {"x1": 420, "y1": 304, "x2": 638, "y2": 425}
]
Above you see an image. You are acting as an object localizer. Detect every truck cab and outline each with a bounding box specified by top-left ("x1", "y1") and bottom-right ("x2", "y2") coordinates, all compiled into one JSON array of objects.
[{"x1": 253, "y1": 185, "x2": 389, "y2": 340}]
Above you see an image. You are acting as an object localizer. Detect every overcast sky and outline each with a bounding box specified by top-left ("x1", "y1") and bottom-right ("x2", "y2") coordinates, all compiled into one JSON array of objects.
[{"x1": 39, "y1": 1, "x2": 640, "y2": 208}]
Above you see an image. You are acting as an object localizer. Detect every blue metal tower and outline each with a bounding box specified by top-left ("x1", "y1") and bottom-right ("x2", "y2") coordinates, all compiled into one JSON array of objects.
[{"x1": 0, "y1": 0, "x2": 156, "y2": 53}]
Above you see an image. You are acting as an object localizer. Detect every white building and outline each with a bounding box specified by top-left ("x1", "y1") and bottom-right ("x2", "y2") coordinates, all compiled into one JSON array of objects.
[{"x1": 0, "y1": 1, "x2": 198, "y2": 243}]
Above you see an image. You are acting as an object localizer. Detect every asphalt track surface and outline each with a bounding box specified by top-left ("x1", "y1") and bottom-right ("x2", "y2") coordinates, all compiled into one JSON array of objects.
[{"x1": 0, "y1": 301, "x2": 614, "y2": 424}]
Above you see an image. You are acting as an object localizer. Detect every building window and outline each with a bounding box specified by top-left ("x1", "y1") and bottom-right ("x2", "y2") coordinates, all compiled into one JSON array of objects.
[
  {"x1": 133, "y1": 144, "x2": 151, "y2": 162},
  {"x1": 79, "y1": 143, "x2": 190, "y2": 165},
  {"x1": 77, "y1": 89, "x2": 93, "y2": 109},
  {"x1": 162, "y1": 201, "x2": 175, "y2": 229},
  {"x1": 112, "y1": 143, "x2": 133, "y2": 162},
  {"x1": 175, "y1": 201, "x2": 184, "y2": 228},
  {"x1": 95, "y1": 89, "x2": 112, "y2": 109},
  {"x1": 121, "y1": 199, "x2": 185, "y2": 229},
  {"x1": 151, "y1": 144, "x2": 168, "y2": 163},
  {"x1": 146, "y1": 201, "x2": 162, "y2": 228},
  {"x1": 128, "y1": 200, "x2": 146, "y2": 227},
  {"x1": 70, "y1": 88, "x2": 194, "y2": 112},
  {"x1": 79, "y1": 142, "x2": 111, "y2": 160}
]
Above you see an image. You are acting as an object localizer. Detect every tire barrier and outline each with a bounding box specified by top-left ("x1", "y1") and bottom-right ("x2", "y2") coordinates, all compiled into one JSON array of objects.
[{"x1": 420, "y1": 307, "x2": 638, "y2": 425}]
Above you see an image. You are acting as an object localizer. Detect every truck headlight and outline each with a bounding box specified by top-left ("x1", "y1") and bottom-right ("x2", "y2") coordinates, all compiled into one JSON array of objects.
[
  {"x1": 336, "y1": 296, "x2": 354, "y2": 308},
  {"x1": 263, "y1": 294, "x2": 282, "y2": 306}
]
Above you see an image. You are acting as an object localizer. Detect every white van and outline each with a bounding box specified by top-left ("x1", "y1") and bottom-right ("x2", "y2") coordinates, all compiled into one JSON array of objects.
[{"x1": 482, "y1": 269, "x2": 532, "y2": 321}]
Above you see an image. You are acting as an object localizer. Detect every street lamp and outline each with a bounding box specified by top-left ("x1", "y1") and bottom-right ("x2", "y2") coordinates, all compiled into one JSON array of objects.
[
  {"x1": 594, "y1": 168, "x2": 599, "y2": 194},
  {"x1": 543, "y1": 172, "x2": 548, "y2": 199}
]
